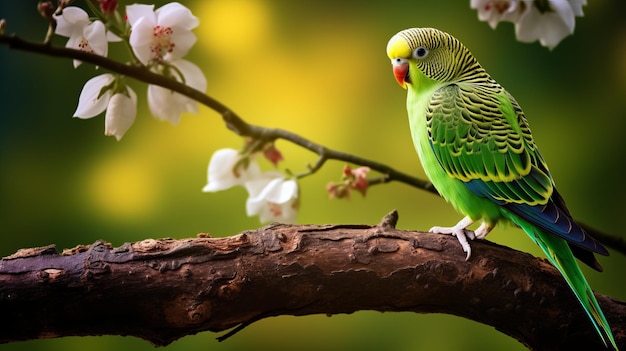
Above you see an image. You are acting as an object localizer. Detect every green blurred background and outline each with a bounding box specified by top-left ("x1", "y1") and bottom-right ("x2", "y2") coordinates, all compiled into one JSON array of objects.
[{"x1": 1, "y1": 0, "x2": 626, "y2": 350}]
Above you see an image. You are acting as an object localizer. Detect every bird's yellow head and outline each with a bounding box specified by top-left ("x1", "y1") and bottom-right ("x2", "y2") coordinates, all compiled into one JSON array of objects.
[
  {"x1": 386, "y1": 27, "x2": 477, "y2": 90},
  {"x1": 386, "y1": 32, "x2": 413, "y2": 89}
]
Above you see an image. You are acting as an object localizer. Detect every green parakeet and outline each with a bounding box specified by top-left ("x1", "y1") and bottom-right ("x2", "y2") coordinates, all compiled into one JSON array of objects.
[{"x1": 386, "y1": 27, "x2": 617, "y2": 349}]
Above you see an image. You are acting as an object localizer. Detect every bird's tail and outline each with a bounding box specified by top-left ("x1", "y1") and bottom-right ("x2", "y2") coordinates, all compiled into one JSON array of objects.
[{"x1": 511, "y1": 217, "x2": 618, "y2": 350}]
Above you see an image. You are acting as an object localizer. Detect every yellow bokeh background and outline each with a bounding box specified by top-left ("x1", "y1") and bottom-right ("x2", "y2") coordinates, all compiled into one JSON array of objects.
[{"x1": 1, "y1": 0, "x2": 626, "y2": 350}]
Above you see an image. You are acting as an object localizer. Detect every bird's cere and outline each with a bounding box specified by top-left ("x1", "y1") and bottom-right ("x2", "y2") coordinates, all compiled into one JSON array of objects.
[{"x1": 391, "y1": 58, "x2": 409, "y2": 89}]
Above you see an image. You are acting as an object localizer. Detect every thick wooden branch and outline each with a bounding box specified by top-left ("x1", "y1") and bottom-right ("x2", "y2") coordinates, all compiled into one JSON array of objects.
[{"x1": 1, "y1": 211, "x2": 624, "y2": 350}]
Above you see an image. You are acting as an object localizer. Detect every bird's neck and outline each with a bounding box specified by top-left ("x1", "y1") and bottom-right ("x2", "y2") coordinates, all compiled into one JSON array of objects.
[{"x1": 406, "y1": 82, "x2": 440, "y2": 179}]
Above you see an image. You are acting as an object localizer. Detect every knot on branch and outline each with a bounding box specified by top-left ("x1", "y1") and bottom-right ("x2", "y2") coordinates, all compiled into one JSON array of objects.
[{"x1": 377, "y1": 209, "x2": 399, "y2": 230}]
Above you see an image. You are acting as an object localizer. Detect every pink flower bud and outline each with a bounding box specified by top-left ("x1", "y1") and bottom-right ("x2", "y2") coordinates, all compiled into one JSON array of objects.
[
  {"x1": 38, "y1": 1, "x2": 54, "y2": 19},
  {"x1": 97, "y1": 0, "x2": 118, "y2": 15},
  {"x1": 263, "y1": 143, "x2": 284, "y2": 167}
]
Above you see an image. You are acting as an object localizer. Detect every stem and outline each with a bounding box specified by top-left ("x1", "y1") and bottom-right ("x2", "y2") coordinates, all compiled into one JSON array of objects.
[{"x1": 0, "y1": 33, "x2": 434, "y2": 191}]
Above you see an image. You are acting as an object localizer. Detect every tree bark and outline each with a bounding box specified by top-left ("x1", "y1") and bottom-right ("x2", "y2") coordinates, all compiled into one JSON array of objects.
[{"x1": 0, "y1": 211, "x2": 624, "y2": 350}]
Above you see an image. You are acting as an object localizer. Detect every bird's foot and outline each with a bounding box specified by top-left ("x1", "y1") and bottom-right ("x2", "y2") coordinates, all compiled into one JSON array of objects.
[
  {"x1": 473, "y1": 222, "x2": 493, "y2": 240},
  {"x1": 430, "y1": 226, "x2": 474, "y2": 260},
  {"x1": 430, "y1": 216, "x2": 482, "y2": 260},
  {"x1": 429, "y1": 218, "x2": 494, "y2": 260}
]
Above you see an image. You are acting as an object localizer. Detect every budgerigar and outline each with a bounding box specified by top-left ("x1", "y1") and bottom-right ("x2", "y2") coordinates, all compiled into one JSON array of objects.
[{"x1": 386, "y1": 27, "x2": 617, "y2": 349}]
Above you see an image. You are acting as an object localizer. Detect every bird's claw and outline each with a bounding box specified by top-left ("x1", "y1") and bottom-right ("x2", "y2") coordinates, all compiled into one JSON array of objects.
[{"x1": 430, "y1": 225, "x2": 475, "y2": 260}]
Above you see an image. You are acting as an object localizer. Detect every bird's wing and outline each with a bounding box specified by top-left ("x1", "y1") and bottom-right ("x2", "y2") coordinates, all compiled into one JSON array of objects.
[{"x1": 426, "y1": 83, "x2": 607, "y2": 256}]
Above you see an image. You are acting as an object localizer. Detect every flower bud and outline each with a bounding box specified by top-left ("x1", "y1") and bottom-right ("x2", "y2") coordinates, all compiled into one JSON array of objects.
[{"x1": 37, "y1": 1, "x2": 54, "y2": 20}]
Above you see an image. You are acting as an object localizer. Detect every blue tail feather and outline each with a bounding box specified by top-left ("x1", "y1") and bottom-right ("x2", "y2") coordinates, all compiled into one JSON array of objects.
[{"x1": 505, "y1": 213, "x2": 617, "y2": 349}]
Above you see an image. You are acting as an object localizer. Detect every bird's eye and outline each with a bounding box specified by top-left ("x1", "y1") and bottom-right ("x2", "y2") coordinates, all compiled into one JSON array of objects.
[{"x1": 413, "y1": 46, "x2": 428, "y2": 59}]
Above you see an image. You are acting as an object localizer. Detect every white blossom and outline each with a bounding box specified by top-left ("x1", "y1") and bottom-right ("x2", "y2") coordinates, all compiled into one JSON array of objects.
[
  {"x1": 126, "y1": 2, "x2": 204, "y2": 124},
  {"x1": 470, "y1": 0, "x2": 524, "y2": 29},
  {"x1": 74, "y1": 74, "x2": 115, "y2": 118},
  {"x1": 471, "y1": 0, "x2": 587, "y2": 49},
  {"x1": 147, "y1": 59, "x2": 207, "y2": 124},
  {"x1": 54, "y1": 6, "x2": 119, "y2": 68},
  {"x1": 568, "y1": 0, "x2": 586, "y2": 16},
  {"x1": 126, "y1": 2, "x2": 199, "y2": 65},
  {"x1": 514, "y1": 0, "x2": 584, "y2": 49},
  {"x1": 74, "y1": 74, "x2": 137, "y2": 141},
  {"x1": 246, "y1": 176, "x2": 299, "y2": 224},
  {"x1": 203, "y1": 148, "x2": 299, "y2": 224},
  {"x1": 202, "y1": 148, "x2": 261, "y2": 193},
  {"x1": 104, "y1": 90, "x2": 137, "y2": 141}
]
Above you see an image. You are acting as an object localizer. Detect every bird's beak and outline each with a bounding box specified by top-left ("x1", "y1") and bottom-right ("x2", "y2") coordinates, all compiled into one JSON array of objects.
[{"x1": 391, "y1": 59, "x2": 409, "y2": 89}]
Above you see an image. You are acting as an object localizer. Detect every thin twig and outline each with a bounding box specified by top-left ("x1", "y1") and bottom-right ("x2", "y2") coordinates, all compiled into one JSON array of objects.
[{"x1": 0, "y1": 33, "x2": 435, "y2": 193}]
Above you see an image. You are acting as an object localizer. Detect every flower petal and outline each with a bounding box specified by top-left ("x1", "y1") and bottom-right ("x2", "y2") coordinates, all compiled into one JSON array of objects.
[
  {"x1": 147, "y1": 84, "x2": 184, "y2": 123},
  {"x1": 125, "y1": 4, "x2": 156, "y2": 26},
  {"x1": 129, "y1": 16, "x2": 157, "y2": 65},
  {"x1": 263, "y1": 178, "x2": 298, "y2": 204},
  {"x1": 172, "y1": 59, "x2": 206, "y2": 91},
  {"x1": 471, "y1": 0, "x2": 523, "y2": 29},
  {"x1": 569, "y1": 0, "x2": 587, "y2": 17},
  {"x1": 54, "y1": 6, "x2": 102, "y2": 68},
  {"x1": 169, "y1": 59, "x2": 207, "y2": 113},
  {"x1": 156, "y1": 2, "x2": 199, "y2": 30},
  {"x1": 74, "y1": 74, "x2": 115, "y2": 118},
  {"x1": 202, "y1": 148, "x2": 262, "y2": 192},
  {"x1": 166, "y1": 30, "x2": 197, "y2": 60},
  {"x1": 83, "y1": 20, "x2": 108, "y2": 56},
  {"x1": 127, "y1": 2, "x2": 199, "y2": 64},
  {"x1": 107, "y1": 31, "x2": 123, "y2": 42},
  {"x1": 147, "y1": 60, "x2": 206, "y2": 123},
  {"x1": 246, "y1": 177, "x2": 299, "y2": 224},
  {"x1": 551, "y1": 0, "x2": 576, "y2": 33},
  {"x1": 244, "y1": 171, "x2": 284, "y2": 197},
  {"x1": 515, "y1": 0, "x2": 575, "y2": 49},
  {"x1": 105, "y1": 87, "x2": 137, "y2": 141},
  {"x1": 54, "y1": 17, "x2": 76, "y2": 38},
  {"x1": 54, "y1": 7, "x2": 90, "y2": 37}
]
